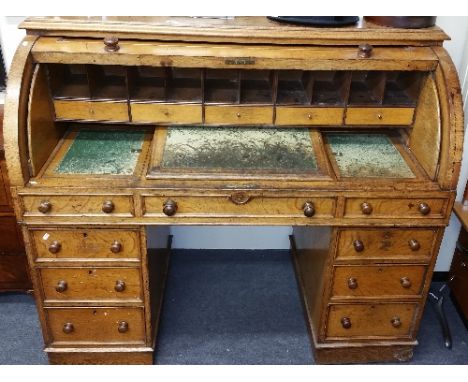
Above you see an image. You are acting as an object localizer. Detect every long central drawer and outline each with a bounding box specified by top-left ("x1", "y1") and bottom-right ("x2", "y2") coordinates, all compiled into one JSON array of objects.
[{"x1": 142, "y1": 194, "x2": 336, "y2": 219}]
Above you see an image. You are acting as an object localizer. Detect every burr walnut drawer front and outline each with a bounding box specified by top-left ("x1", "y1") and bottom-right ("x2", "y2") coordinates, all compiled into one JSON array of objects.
[
  {"x1": 331, "y1": 265, "x2": 427, "y2": 299},
  {"x1": 31, "y1": 229, "x2": 141, "y2": 260},
  {"x1": 343, "y1": 198, "x2": 448, "y2": 219},
  {"x1": 335, "y1": 228, "x2": 438, "y2": 261},
  {"x1": 54, "y1": 100, "x2": 130, "y2": 122},
  {"x1": 46, "y1": 307, "x2": 146, "y2": 345},
  {"x1": 130, "y1": 103, "x2": 202, "y2": 124},
  {"x1": 275, "y1": 107, "x2": 344, "y2": 125},
  {"x1": 143, "y1": 194, "x2": 336, "y2": 219},
  {"x1": 39, "y1": 268, "x2": 142, "y2": 303},
  {"x1": 326, "y1": 303, "x2": 418, "y2": 339},
  {"x1": 21, "y1": 195, "x2": 134, "y2": 217},
  {"x1": 345, "y1": 107, "x2": 415, "y2": 125},
  {"x1": 204, "y1": 105, "x2": 274, "y2": 125}
]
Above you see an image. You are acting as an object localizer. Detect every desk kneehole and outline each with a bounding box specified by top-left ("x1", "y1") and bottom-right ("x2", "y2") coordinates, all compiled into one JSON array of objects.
[{"x1": 142, "y1": 195, "x2": 336, "y2": 218}]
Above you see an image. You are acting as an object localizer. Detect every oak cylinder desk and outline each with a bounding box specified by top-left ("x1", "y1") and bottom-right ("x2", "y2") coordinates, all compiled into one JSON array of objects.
[{"x1": 2, "y1": 17, "x2": 464, "y2": 364}]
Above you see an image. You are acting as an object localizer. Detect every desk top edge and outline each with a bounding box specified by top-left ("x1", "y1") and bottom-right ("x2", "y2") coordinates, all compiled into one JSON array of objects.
[{"x1": 20, "y1": 16, "x2": 450, "y2": 45}]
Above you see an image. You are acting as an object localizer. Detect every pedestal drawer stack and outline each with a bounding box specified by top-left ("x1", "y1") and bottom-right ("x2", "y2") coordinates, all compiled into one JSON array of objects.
[{"x1": 26, "y1": 227, "x2": 154, "y2": 364}]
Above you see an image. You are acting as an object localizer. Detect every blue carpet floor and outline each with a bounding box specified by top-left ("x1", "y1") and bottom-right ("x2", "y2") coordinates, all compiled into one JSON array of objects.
[{"x1": 0, "y1": 249, "x2": 467, "y2": 365}]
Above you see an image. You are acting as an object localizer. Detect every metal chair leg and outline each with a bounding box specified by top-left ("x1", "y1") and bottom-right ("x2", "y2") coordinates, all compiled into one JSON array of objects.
[{"x1": 428, "y1": 279, "x2": 453, "y2": 350}]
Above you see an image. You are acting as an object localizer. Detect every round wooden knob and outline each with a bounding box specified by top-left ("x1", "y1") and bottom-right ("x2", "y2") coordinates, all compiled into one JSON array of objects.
[
  {"x1": 347, "y1": 277, "x2": 358, "y2": 290},
  {"x1": 163, "y1": 199, "x2": 177, "y2": 216},
  {"x1": 303, "y1": 202, "x2": 315, "y2": 217},
  {"x1": 63, "y1": 322, "x2": 74, "y2": 334},
  {"x1": 353, "y1": 240, "x2": 364, "y2": 252},
  {"x1": 341, "y1": 317, "x2": 352, "y2": 329},
  {"x1": 114, "y1": 280, "x2": 126, "y2": 292},
  {"x1": 118, "y1": 321, "x2": 129, "y2": 333},
  {"x1": 103, "y1": 36, "x2": 120, "y2": 52},
  {"x1": 358, "y1": 43, "x2": 373, "y2": 58},
  {"x1": 400, "y1": 277, "x2": 412, "y2": 288},
  {"x1": 102, "y1": 200, "x2": 115, "y2": 214},
  {"x1": 408, "y1": 239, "x2": 421, "y2": 251},
  {"x1": 307, "y1": 114, "x2": 313, "y2": 120},
  {"x1": 110, "y1": 241, "x2": 122, "y2": 254},
  {"x1": 48, "y1": 241, "x2": 62, "y2": 254},
  {"x1": 38, "y1": 200, "x2": 52, "y2": 214},
  {"x1": 360, "y1": 202, "x2": 373, "y2": 215},
  {"x1": 418, "y1": 203, "x2": 431, "y2": 216},
  {"x1": 391, "y1": 316, "x2": 402, "y2": 328},
  {"x1": 55, "y1": 280, "x2": 68, "y2": 293},
  {"x1": 236, "y1": 112, "x2": 241, "y2": 118}
]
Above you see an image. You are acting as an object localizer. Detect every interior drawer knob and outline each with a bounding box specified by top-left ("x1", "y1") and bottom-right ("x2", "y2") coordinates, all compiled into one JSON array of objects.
[
  {"x1": 48, "y1": 241, "x2": 62, "y2": 254},
  {"x1": 347, "y1": 277, "x2": 358, "y2": 289},
  {"x1": 229, "y1": 192, "x2": 251, "y2": 205},
  {"x1": 418, "y1": 203, "x2": 431, "y2": 215},
  {"x1": 341, "y1": 317, "x2": 352, "y2": 329},
  {"x1": 102, "y1": 200, "x2": 115, "y2": 214},
  {"x1": 163, "y1": 199, "x2": 178, "y2": 216},
  {"x1": 114, "y1": 280, "x2": 126, "y2": 292},
  {"x1": 110, "y1": 240, "x2": 122, "y2": 253},
  {"x1": 358, "y1": 43, "x2": 373, "y2": 58},
  {"x1": 400, "y1": 277, "x2": 412, "y2": 288},
  {"x1": 55, "y1": 280, "x2": 68, "y2": 293},
  {"x1": 353, "y1": 240, "x2": 365, "y2": 252},
  {"x1": 391, "y1": 316, "x2": 402, "y2": 328},
  {"x1": 360, "y1": 202, "x2": 373, "y2": 215},
  {"x1": 63, "y1": 322, "x2": 74, "y2": 334},
  {"x1": 408, "y1": 239, "x2": 421, "y2": 251},
  {"x1": 38, "y1": 200, "x2": 52, "y2": 214},
  {"x1": 303, "y1": 202, "x2": 315, "y2": 217},
  {"x1": 118, "y1": 321, "x2": 129, "y2": 333},
  {"x1": 104, "y1": 36, "x2": 120, "y2": 52}
]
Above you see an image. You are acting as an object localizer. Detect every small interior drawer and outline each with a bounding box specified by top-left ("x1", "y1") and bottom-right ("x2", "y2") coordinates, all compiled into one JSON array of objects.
[
  {"x1": 31, "y1": 228, "x2": 141, "y2": 260},
  {"x1": 21, "y1": 194, "x2": 134, "y2": 218},
  {"x1": 40, "y1": 267, "x2": 143, "y2": 302},
  {"x1": 331, "y1": 265, "x2": 427, "y2": 298},
  {"x1": 130, "y1": 103, "x2": 202, "y2": 124},
  {"x1": 335, "y1": 228, "x2": 438, "y2": 261},
  {"x1": 345, "y1": 107, "x2": 415, "y2": 125},
  {"x1": 326, "y1": 303, "x2": 418, "y2": 339},
  {"x1": 46, "y1": 307, "x2": 146, "y2": 345},
  {"x1": 275, "y1": 107, "x2": 344, "y2": 125},
  {"x1": 54, "y1": 100, "x2": 129, "y2": 122},
  {"x1": 204, "y1": 105, "x2": 273, "y2": 125}
]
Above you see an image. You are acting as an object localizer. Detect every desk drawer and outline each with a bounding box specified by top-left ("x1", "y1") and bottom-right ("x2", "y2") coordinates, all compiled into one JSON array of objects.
[
  {"x1": 40, "y1": 267, "x2": 142, "y2": 303},
  {"x1": 46, "y1": 307, "x2": 146, "y2": 345},
  {"x1": 131, "y1": 103, "x2": 202, "y2": 124},
  {"x1": 143, "y1": 194, "x2": 336, "y2": 219},
  {"x1": 345, "y1": 107, "x2": 414, "y2": 125},
  {"x1": 31, "y1": 229, "x2": 141, "y2": 260},
  {"x1": 22, "y1": 195, "x2": 134, "y2": 217},
  {"x1": 343, "y1": 197, "x2": 448, "y2": 219},
  {"x1": 326, "y1": 303, "x2": 418, "y2": 339},
  {"x1": 54, "y1": 100, "x2": 129, "y2": 122},
  {"x1": 275, "y1": 107, "x2": 344, "y2": 125},
  {"x1": 204, "y1": 105, "x2": 273, "y2": 125},
  {"x1": 335, "y1": 228, "x2": 438, "y2": 261},
  {"x1": 331, "y1": 265, "x2": 426, "y2": 298}
]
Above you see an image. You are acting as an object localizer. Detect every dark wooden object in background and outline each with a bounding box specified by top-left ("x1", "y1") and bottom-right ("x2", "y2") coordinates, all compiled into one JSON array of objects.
[
  {"x1": 451, "y1": 184, "x2": 468, "y2": 327},
  {"x1": 0, "y1": 104, "x2": 31, "y2": 291}
]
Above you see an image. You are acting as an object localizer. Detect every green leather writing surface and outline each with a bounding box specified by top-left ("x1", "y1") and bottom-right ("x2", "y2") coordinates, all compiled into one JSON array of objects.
[
  {"x1": 327, "y1": 133, "x2": 415, "y2": 178},
  {"x1": 159, "y1": 127, "x2": 318, "y2": 174},
  {"x1": 56, "y1": 130, "x2": 145, "y2": 175}
]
